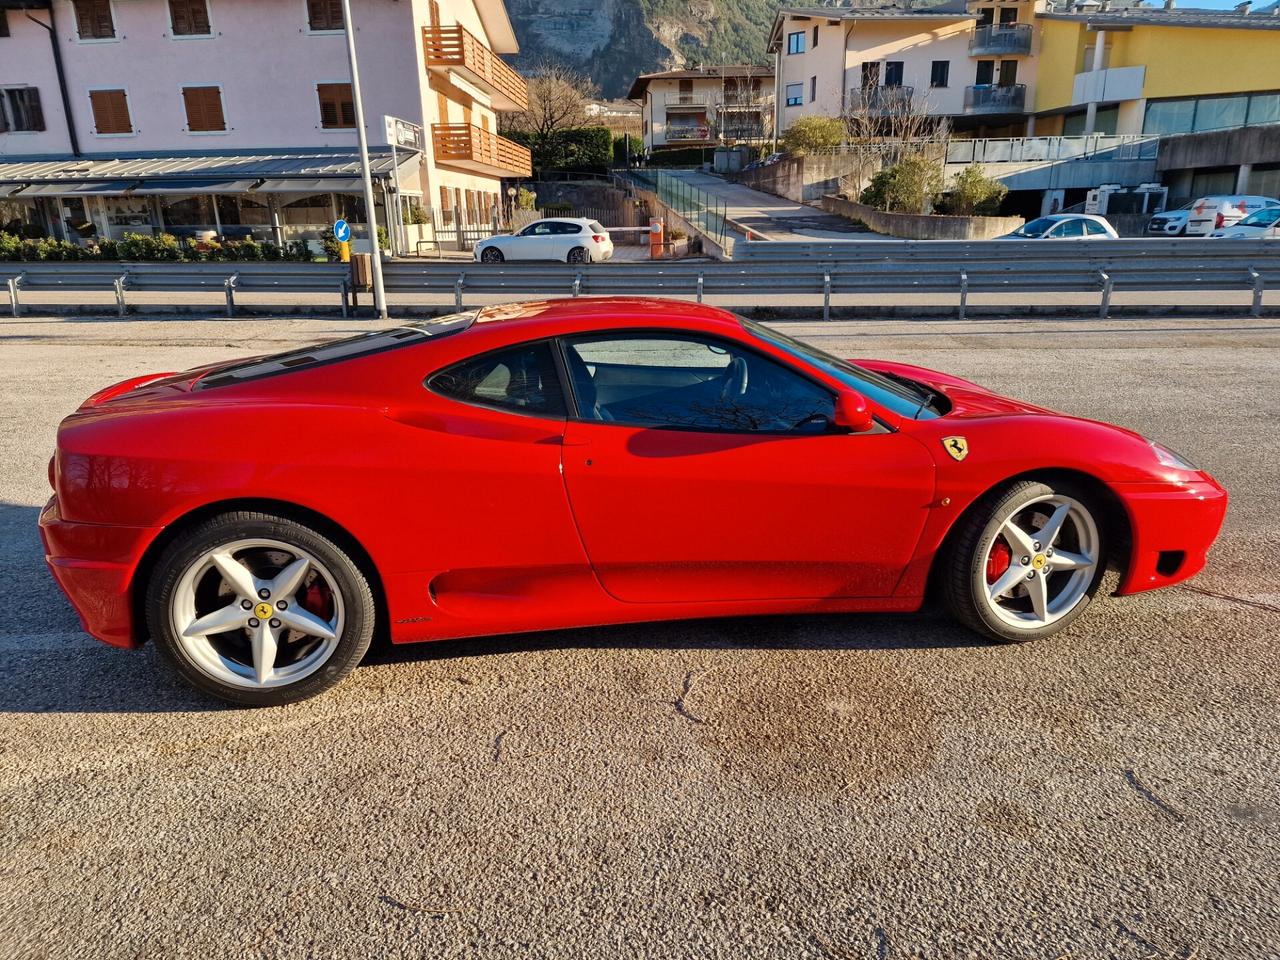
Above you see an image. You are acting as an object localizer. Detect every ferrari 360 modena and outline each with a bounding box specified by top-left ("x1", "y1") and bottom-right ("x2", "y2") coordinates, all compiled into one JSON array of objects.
[{"x1": 40, "y1": 298, "x2": 1227, "y2": 706}]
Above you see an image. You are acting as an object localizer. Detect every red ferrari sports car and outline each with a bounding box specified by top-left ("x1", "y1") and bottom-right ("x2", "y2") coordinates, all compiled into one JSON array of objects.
[{"x1": 41, "y1": 298, "x2": 1226, "y2": 706}]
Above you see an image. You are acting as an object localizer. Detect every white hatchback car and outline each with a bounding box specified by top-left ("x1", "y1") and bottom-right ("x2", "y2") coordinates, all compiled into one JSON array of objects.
[
  {"x1": 474, "y1": 217, "x2": 614, "y2": 264},
  {"x1": 1210, "y1": 205, "x2": 1280, "y2": 239},
  {"x1": 996, "y1": 214, "x2": 1119, "y2": 240},
  {"x1": 1184, "y1": 195, "x2": 1280, "y2": 237}
]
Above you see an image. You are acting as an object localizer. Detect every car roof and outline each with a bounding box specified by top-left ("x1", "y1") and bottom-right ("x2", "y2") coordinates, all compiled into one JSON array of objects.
[
  {"x1": 471, "y1": 297, "x2": 739, "y2": 331},
  {"x1": 532, "y1": 217, "x2": 598, "y2": 224}
]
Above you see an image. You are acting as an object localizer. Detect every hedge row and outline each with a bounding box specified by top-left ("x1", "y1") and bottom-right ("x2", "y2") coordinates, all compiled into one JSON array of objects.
[{"x1": 0, "y1": 230, "x2": 313, "y2": 262}]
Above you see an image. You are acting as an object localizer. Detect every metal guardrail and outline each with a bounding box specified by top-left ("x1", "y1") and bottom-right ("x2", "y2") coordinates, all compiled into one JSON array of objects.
[
  {"x1": 624, "y1": 170, "x2": 731, "y2": 252},
  {"x1": 2, "y1": 241, "x2": 1277, "y2": 320},
  {"x1": 0, "y1": 261, "x2": 350, "y2": 318}
]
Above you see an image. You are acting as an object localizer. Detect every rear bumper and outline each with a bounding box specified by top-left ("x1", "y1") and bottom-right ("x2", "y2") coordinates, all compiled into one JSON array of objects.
[
  {"x1": 39, "y1": 497, "x2": 159, "y2": 649},
  {"x1": 1115, "y1": 478, "x2": 1227, "y2": 595}
]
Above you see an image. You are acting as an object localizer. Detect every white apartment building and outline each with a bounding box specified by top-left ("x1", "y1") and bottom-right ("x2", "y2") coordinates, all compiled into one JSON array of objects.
[
  {"x1": 768, "y1": 0, "x2": 1043, "y2": 139},
  {"x1": 0, "y1": 0, "x2": 531, "y2": 249},
  {"x1": 628, "y1": 66, "x2": 775, "y2": 154}
]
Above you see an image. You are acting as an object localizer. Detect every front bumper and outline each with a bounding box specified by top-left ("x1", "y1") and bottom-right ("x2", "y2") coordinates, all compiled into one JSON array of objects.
[
  {"x1": 1114, "y1": 478, "x2": 1227, "y2": 595},
  {"x1": 39, "y1": 497, "x2": 160, "y2": 649}
]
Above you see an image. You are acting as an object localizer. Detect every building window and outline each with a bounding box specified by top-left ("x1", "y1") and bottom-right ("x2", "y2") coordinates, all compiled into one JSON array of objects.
[
  {"x1": 812, "y1": 24, "x2": 818, "y2": 47},
  {"x1": 785, "y1": 82, "x2": 802, "y2": 107},
  {"x1": 0, "y1": 10, "x2": 9, "y2": 38},
  {"x1": 884, "y1": 62, "x2": 904, "y2": 88},
  {"x1": 809, "y1": 76, "x2": 817, "y2": 103},
  {"x1": 930, "y1": 61, "x2": 950, "y2": 88},
  {"x1": 1141, "y1": 92, "x2": 1280, "y2": 136},
  {"x1": 306, "y1": 0, "x2": 344, "y2": 32},
  {"x1": 182, "y1": 85, "x2": 225, "y2": 132},
  {"x1": 975, "y1": 60, "x2": 995, "y2": 85},
  {"x1": 787, "y1": 31, "x2": 804, "y2": 55},
  {"x1": 317, "y1": 82, "x2": 355, "y2": 128},
  {"x1": 168, "y1": 0, "x2": 211, "y2": 36},
  {"x1": 89, "y1": 89, "x2": 132, "y2": 134},
  {"x1": 0, "y1": 88, "x2": 46, "y2": 132},
  {"x1": 72, "y1": 0, "x2": 115, "y2": 40}
]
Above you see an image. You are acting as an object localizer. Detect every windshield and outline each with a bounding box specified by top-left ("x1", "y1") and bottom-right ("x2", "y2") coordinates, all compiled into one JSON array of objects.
[
  {"x1": 1010, "y1": 217, "x2": 1056, "y2": 238},
  {"x1": 739, "y1": 318, "x2": 942, "y2": 420},
  {"x1": 195, "y1": 311, "x2": 478, "y2": 390},
  {"x1": 1239, "y1": 207, "x2": 1280, "y2": 227}
]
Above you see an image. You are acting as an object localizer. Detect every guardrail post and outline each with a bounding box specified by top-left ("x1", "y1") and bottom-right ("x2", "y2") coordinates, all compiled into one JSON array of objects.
[
  {"x1": 696, "y1": 272, "x2": 704, "y2": 304},
  {"x1": 572, "y1": 272, "x2": 582, "y2": 298},
  {"x1": 822, "y1": 271, "x2": 831, "y2": 322},
  {"x1": 1249, "y1": 267, "x2": 1264, "y2": 318},
  {"x1": 5, "y1": 276, "x2": 19, "y2": 318},
  {"x1": 1098, "y1": 269, "x2": 1113, "y2": 320},
  {"x1": 340, "y1": 278, "x2": 350, "y2": 319},
  {"x1": 454, "y1": 272, "x2": 465, "y2": 310},
  {"x1": 114, "y1": 275, "x2": 127, "y2": 318},
  {"x1": 224, "y1": 273, "x2": 239, "y2": 318},
  {"x1": 959, "y1": 270, "x2": 969, "y2": 322}
]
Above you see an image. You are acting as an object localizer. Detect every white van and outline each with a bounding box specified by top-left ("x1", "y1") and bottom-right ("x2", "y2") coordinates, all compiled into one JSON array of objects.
[{"x1": 1184, "y1": 195, "x2": 1280, "y2": 236}]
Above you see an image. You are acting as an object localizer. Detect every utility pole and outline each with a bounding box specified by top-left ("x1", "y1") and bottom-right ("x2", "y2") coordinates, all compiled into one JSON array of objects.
[{"x1": 339, "y1": 0, "x2": 388, "y2": 319}]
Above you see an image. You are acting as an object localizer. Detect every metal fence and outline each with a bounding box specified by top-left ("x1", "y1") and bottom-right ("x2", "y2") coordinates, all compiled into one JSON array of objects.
[
  {"x1": 624, "y1": 170, "x2": 731, "y2": 251},
  {"x1": 3, "y1": 239, "x2": 1277, "y2": 320}
]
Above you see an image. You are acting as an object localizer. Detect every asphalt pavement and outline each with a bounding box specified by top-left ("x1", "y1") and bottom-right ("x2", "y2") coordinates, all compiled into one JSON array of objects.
[{"x1": 1, "y1": 313, "x2": 1277, "y2": 959}]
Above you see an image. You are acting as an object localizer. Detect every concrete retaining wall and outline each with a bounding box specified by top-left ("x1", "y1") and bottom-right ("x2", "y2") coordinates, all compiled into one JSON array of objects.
[
  {"x1": 735, "y1": 153, "x2": 877, "y2": 203},
  {"x1": 820, "y1": 195, "x2": 1024, "y2": 240}
]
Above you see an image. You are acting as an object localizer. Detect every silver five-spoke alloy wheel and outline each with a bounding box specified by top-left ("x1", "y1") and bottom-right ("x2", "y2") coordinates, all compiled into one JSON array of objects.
[
  {"x1": 170, "y1": 538, "x2": 345, "y2": 690},
  {"x1": 979, "y1": 493, "x2": 1099, "y2": 630}
]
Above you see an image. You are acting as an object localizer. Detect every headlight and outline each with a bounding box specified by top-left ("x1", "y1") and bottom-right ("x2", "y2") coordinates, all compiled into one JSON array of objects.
[{"x1": 1149, "y1": 440, "x2": 1198, "y2": 471}]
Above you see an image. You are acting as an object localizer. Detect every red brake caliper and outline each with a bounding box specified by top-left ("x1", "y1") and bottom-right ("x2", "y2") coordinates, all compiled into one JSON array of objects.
[
  {"x1": 986, "y1": 539, "x2": 1012, "y2": 584},
  {"x1": 300, "y1": 581, "x2": 335, "y2": 621}
]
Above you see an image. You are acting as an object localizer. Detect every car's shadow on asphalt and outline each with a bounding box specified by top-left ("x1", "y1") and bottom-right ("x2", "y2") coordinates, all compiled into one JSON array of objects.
[{"x1": 2, "y1": 500, "x2": 985, "y2": 714}]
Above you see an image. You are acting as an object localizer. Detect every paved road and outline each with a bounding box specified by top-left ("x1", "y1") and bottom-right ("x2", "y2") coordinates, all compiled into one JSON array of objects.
[
  {"x1": 1, "y1": 314, "x2": 1278, "y2": 959},
  {"x1": 659, "y1": 169, "x2": 895, "y2": 242}
]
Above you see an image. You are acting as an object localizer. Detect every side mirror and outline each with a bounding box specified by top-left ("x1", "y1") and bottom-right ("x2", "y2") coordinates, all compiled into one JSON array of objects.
[{"x1": 832, "y1": 390, "x2": 874, "y2": 433}]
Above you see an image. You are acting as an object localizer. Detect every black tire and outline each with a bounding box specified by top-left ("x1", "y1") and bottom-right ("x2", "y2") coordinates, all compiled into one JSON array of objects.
[
  {"x1": 480, "y1": 247, "x2": 504, "y2": 263},
  {"x1": 567, "y1": 247, "x2": 589, "y2": 264},
  {"x1": 940, "y1": 479, "x2": 1107, "y2": 644},
  {"x1": 145, "y1": 511, "x2": 376, "y2": 707}
]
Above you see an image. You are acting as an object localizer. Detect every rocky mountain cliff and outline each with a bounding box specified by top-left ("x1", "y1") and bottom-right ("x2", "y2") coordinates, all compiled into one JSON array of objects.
[{"x1": 505, "y1": 0, "x2": 790, "y2": 98}]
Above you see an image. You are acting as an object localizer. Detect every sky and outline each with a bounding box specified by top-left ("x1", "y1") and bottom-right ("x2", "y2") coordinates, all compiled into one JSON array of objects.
[{"x1": 1177, "y1": 0, "x2": 1277, "y2": 7}]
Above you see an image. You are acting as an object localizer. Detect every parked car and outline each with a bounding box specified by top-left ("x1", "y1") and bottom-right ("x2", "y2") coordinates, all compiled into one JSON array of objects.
[
  {"x1": 996, "y1": 214, "x2": 1119, "y2": 240},
  {"x1": 1146, "y1": 202, "x2": 1195, "y2": 236},
  {"x1": 1184, "y1": 195, "x2": 1280, "y2": 237},
  {"x1": 42, "y1": 298, "x2": 1226, "y2": 705},
  {"x1": 1209, "y1": 205, "x2": 1280, "y2": 239},
  {"x1": 474, "y1": 217, "x2": 613, "y2": 264}
]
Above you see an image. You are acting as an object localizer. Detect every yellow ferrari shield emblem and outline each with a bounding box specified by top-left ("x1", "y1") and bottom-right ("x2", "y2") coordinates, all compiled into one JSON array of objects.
[
  {"x1": 254, "y1": 601, "x2": 274, "y2": 620},
  {"x1": 942, "y1": 436, "x2": 969, "y2": 462}
]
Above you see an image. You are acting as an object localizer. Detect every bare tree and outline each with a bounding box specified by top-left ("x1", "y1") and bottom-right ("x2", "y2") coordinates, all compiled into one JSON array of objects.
[
  {"x1": 500, "y1": 61, "x2": 601, "y2": 139},
  {"x1": 838, "y1": 78, "x2": 949, "y2": 199}
]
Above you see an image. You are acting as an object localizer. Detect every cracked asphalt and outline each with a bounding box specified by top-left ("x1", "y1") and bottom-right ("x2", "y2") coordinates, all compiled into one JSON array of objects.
[{"x1": 1, "y1": 313, "x2": 1278, "y2": 959}]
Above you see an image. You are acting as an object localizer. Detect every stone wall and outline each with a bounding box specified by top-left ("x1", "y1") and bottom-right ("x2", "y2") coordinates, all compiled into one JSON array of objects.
[{"x1": 821, "y1": 195, "x2": 1024, "y2": 241}]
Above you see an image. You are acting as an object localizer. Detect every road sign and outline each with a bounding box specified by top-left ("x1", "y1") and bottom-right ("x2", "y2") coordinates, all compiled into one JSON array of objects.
[
  {"x1": 333, "y1": 219, "x2": 351, "y2": 243},
  {"x1": 383, "y1": 115, "x2": 424, "y2": 153}
]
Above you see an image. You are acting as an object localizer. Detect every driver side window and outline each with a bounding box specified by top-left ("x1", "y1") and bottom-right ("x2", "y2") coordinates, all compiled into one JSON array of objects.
[{"x1": 560, "y1": 334, "x2": 835, "y2": 434}]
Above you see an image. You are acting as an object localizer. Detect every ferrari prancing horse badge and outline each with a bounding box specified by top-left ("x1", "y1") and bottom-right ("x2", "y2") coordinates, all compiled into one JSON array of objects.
[{"x1": 942, "y1": 436, "x2": 969, "y2": 462}]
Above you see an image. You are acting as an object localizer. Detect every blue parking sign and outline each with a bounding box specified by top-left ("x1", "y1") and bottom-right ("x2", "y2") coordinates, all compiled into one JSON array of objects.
[{"x1": 333, "y1": 219, "x2": 351, "y2": 243}]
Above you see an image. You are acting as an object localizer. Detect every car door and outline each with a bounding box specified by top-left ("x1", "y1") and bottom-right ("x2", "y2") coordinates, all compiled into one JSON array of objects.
[
  {"x1": 1048, "y1": 218, "x2": 1085, "y2": 240},
  {"x1": 557, "y1": 332, "x2": 936, "y2": 604},
  {"x1": 513, "y1": 221, "x2": 555, "y2": 260},
  {"x1": 552, "y1": 221, "x2": 583, "y2": 259}
]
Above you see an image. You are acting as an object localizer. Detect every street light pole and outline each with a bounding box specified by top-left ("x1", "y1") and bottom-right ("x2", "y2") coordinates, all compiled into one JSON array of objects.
[{"x1": 339, "y1": 0, "x2": 388, "y2": 320}]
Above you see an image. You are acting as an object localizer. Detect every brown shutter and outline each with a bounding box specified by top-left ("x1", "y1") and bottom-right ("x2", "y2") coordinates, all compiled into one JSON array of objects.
[
  {"x1": 317, "y1": 83, "x2": 354, "y2": 128},
  {"x1": 169, "y1": 0, "x2": 211, "y2": 36},
  {"x1": 74, "y1": 0, "x2": 115, "y2": 39},
  {"x1": 307, "y1": 0, "x2": 343, "y2": 30},
  {"x1": 182, "y1": 86, "x2": 224, "y2": 131},
  {"x1": 90, "y1": 89, "x2": 131, "y2": 134},
  {"x1": 0, "y1": 10, "x2": 9, "y2": 38}
]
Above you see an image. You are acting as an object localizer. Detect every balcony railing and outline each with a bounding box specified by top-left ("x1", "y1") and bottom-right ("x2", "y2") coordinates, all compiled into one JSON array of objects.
[
  {"x1": 969, "y1": 23, "x2": 1033, "y2": 56},
  {"x1": 847, "y1": 85, "x2": 914, "y2": 115},
  {"x1": 665, "y1": 125, "x2": 713, "y2": 142},
  {"x1": 432, "y1": 123, "x2": 532, "y2": 177},
  {"x1": 423, "y1": 24, "x2": 528, "y2": 112},
  {"x1": 663, "y1": 92, "x2": 713, "y2": 109},
  {"x1": 963, "y1": 83, "x2": 1027, "y2": 115},
  {"x1": 720, "y1": 92, "x2": 774, "y2": 109}
]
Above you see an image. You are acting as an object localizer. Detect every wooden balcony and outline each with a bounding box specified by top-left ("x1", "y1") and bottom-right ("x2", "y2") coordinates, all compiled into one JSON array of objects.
[
  {"x1": 432, "y1": 123, "x2": 532, "y2": 178},
  {"x1": 423, "y1": 24, "x2": 529, "y2": 112}
]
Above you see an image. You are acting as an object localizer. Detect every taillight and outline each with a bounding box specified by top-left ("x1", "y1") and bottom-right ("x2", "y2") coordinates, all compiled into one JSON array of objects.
[
  {"x1": 1215, "y1": 213, "x2": 1224, "y2": 229},
  {"x1": 592, "y1": 234, "x2": 607, "y2": 243}
]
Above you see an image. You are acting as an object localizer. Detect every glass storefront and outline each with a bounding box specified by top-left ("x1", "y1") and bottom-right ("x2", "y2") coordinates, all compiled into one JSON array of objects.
[{"x1": 1144, "y1": 90, "x2": 1280, "y2": 136}]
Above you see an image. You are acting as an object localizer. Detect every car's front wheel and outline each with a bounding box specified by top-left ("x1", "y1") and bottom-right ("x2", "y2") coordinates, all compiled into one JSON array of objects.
[
  {"x1": 480, "y1": 246, "x2": 504, "y2": 263},
  {"x1": 942, "y1": 480, "x2": 1106, "y2": 643},
  {"x1": 146, "y1": 511, "x2": 375, "y2": 706}
]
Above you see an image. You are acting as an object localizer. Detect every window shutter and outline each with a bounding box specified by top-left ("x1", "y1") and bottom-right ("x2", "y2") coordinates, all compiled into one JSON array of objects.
[
  {"x1": 0, "y1": 10, "x2": 9, "y2": 38},
  {"x1": 190, "y1": 0, "x2": 210, "y2": 34},
  {"x1": 170, "y1": 0, "x2": 190, "y2": 35},
  {"x1": 10, "y1": 89, "x2": 46, "y2": 132},
  {"x1": 317, "y1": 83, "x2": 353, "y2": 128},
  {"x1": 0, "y1": 101, "x2": 8, "y2": 134},
  {"x1": 90, "y1": 89, "x2": 131, "y2": 134},
  {"x1": 183, "y1": 86, "x2": 224, "y2": 131}
]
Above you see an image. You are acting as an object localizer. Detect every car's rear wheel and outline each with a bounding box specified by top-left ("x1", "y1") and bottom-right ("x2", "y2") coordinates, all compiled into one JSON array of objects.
[
  {"x1": 567, "y1": 246, "x2": 589, "y2": 264},
  {"x1": 480, "y1": 246, "x2": 504, "y2": 263},
  {"x1": 942, "y1": 480, "x2": 1105, "y2": 643},
  {"x1": 146, "y1": 511, "x2": 375, "y2": 706}
]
